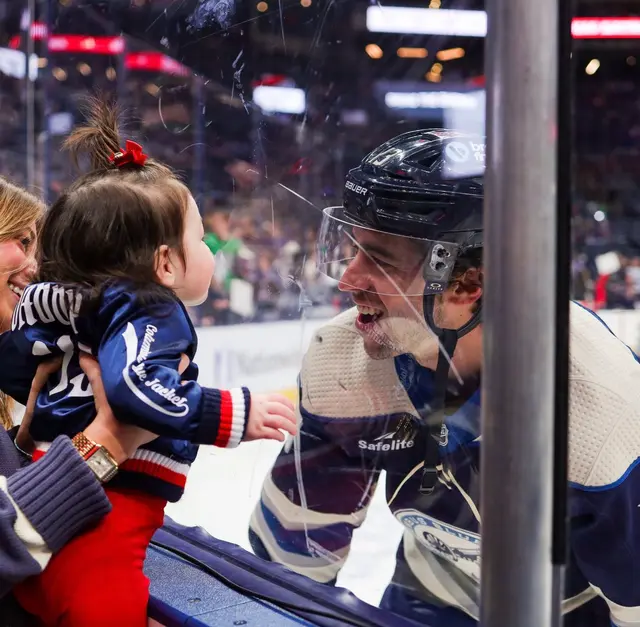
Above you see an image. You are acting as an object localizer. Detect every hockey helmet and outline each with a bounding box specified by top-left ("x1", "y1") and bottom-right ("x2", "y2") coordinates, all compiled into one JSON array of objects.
[{"x1": 317, "y1": 129, "x2": 485, "y2": 296}]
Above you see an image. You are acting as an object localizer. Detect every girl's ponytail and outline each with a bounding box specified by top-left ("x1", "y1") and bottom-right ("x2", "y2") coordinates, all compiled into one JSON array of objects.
[{"x1": 63, "y1": 96, "x2": 123, "y2": 171}]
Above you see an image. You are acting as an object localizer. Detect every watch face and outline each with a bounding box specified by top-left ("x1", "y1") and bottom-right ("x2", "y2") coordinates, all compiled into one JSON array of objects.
[{"x1": 87, "y1": 448, "x2": 118, "y2": 483}]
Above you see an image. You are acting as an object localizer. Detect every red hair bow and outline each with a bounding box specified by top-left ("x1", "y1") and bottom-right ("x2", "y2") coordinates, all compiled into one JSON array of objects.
[{"x1": 109, "y1": 140, "x2": 148, "y2": 168}]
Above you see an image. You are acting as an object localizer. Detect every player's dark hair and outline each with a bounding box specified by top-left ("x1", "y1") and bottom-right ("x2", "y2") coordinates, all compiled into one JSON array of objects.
[
  {"x1": 36, "y1": 97, "x2": 190, "y2": 311},
  {"x1": 450, "y1": 247, "x2": 483, "y2": 313}
]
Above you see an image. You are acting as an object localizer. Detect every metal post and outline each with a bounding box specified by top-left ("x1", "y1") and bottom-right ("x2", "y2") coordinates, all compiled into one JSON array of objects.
[
  {"x1": 40, "y1": 0, "x2": 52, "y2": 204},
  {"x1": 481, "y1": 0, "x2": 558, "y2": 625},
  {"x1": 191, "y1": 75, "x2": 205, "y2": 203},
  {"x1": 551, "y1": 2, "x2": 575, "y2": 625},
  {"x1": 116, "y1": 36, "x2": 128, "y2": 110},
  {"x1": 25, "y1": 0, "x2": 36, "y2": 192}
]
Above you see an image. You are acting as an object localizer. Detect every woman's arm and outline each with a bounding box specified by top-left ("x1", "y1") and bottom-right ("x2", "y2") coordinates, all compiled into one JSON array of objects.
[
  {"x1": 0, "y1": 433, "x2": 110, "y2": 598},
  {"x1": 0, "y1": 355, "x2": 157, "y2": 598}
]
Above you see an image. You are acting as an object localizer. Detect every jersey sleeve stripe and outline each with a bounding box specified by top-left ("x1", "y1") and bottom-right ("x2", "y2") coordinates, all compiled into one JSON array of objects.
[{"x1": 213, "y1": 387, "x2": 246, "y2": 448}]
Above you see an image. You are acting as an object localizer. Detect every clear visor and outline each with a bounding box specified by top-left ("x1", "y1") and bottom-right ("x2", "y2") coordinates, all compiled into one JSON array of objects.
[{"x1": 316, "y1": 206, "x2": 460, "y2": 296}]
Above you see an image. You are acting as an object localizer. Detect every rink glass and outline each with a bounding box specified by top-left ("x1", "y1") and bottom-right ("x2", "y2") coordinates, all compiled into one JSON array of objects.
[{"x1": 1, "y1": 0, "x2": 630, "y2": 619}]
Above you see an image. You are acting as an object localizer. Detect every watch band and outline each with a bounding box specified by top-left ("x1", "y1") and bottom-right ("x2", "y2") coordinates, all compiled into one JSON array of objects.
[{"x1": 71, "y1": 432, "x2": 100, "y2": 459}]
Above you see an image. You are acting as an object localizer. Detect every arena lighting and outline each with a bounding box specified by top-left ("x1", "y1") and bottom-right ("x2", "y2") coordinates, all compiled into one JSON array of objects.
[
  {"x1": 385, "y1": 91, "x2": 479, "y2": 110},
  {"x1": 48, "y1": 35, "x2": 125, "y2": 54},
  {"x1": 52, "y1": 67, "x2": 67, "y2": 81},
  {"x1": 585, "y1": 58, "x2": 600, "y2": 75},
  {"x1": 572, "y1": 17, "x2": 640, "y2": 38},
  {"x1": 125, "y1": 52, "x2": 190, "y2": 76},
  {"x1": 252, "y1": 73, "x2": 289, "y2": 87},
  {"x1": 253, "y1": 85, "x2": 306, "y2": 114},
  {"x1": 437, "y1": 47, "x2": 465, "y2": 62},
  {"x1": 7, "y1": 38, "x2": 188, "y2": 76},
  {"x1": 367, "y1": 8, "x2": 640, "y2": 39},
  {"x1": 365, "y1": 43, "x2": 384, "y2": 59},
  {"x1": 10, "y1": 31, "x2": 126, "y2": 53},
  {"x1": 397, "y1": 47, "x2": 428, "y2": 58},
  {"x1": 30, "y1": 22, "x2": 48, "y2": 39},
  {"x1": 77, "y1": 62, "x2": 92, "y2": 76},
  {"x1": 0, "y1": 48, "x2": 38, "y2": 80},
  {"x1": 367, "y1": 7, "x2": 487, "y2": 36},
  {"x1": 10, "y1": 21, "x2": 47, "y2": 46}
]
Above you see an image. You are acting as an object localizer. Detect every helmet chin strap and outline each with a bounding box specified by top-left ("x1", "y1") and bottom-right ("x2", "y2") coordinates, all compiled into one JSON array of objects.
[{"x1": 418, "y1": 293, "x2": 483, "y2": 494}]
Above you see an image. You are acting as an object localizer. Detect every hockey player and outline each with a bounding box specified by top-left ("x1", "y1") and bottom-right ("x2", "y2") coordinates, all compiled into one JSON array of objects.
[{"x1": 249, "y1": 129, "x2": 640, "y2": 626}]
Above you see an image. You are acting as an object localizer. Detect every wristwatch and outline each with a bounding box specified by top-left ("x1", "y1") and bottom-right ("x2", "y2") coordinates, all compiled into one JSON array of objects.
[{"x1": 71, "y1": 432, "x2": 119, "y2": 483}]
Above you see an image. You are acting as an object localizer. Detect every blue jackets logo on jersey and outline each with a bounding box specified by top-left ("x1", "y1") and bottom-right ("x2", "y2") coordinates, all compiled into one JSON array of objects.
[
  {"x1": 397, "y1": 509, "x2": 480, "y2": 581},
  {"x1": 137, "y1": 324, "x2": 157, "y2": 361},
  {"x1": 122, "y1": 322, "x2": 190, "y2": 416}
]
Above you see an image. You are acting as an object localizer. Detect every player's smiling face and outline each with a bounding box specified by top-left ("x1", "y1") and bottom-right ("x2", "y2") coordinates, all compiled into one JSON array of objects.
[
  {"x1": 338, "y1": 227, "x2": 433, "y2": 360},
  {"x1": 337, "y1": 227, "x2": 482, "y2": 364}
]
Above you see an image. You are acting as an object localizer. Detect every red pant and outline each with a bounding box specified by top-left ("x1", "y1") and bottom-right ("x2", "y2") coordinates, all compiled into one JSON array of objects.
[{"x1": 13, "y1": 487, "x2": 166, "y2": 627}]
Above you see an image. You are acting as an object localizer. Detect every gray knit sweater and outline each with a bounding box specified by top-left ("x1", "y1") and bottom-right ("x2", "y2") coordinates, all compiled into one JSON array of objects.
[{"x1": 0, "y1": 428, "x2": 110, "y2": 599}]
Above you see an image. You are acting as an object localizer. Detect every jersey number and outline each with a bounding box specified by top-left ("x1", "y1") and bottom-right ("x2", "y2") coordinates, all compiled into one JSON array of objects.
[{"x1": 48, "y1": 336, "x2": 93, "y2": 398}]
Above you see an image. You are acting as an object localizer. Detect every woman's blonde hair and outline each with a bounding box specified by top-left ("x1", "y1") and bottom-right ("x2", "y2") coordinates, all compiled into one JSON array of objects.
[{"x1": 0, "y1": 177, "x2": 45, "y2": 430}]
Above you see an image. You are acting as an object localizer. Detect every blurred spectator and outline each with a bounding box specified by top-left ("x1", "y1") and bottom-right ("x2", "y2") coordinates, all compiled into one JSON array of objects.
[{"x1": 592, "y1": 249, "x2": 640, "y2": 309}]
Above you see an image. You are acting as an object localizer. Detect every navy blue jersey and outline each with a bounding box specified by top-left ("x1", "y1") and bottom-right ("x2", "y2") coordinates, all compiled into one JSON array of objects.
[
  {"x1": 250, "y1": 305, "x2": 640, "y2": 626},
  {"x1": 0, "y1": 282, "x2": 250, "y2": 501}
]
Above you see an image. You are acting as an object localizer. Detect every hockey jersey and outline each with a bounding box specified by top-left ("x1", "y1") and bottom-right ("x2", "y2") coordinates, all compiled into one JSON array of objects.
[
  {"x1": 0, "y1": 281, "x2": 250, "y2": 502},
  {"x1": 250, "y1": 304, "x2": 640, "y2": 627}
]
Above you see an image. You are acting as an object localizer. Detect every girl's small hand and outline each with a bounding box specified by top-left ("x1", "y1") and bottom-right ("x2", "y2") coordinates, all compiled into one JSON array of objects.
[{"x1": 243, "y1": 393, "x2": 297, "y2": 442}]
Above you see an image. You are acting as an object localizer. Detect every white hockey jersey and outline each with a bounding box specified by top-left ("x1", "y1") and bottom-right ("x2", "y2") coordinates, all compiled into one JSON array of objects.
[{"x1": 250, "y1": 303, "x2": 640, "y2": 627}]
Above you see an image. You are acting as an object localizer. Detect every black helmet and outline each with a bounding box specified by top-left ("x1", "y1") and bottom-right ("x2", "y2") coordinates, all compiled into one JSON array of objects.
[
  {"x1": 344, "y1": 128, "x2": 484, "y2": 247},
  {"x1": 317, "y1": 129, "x2": 485, "y2": 296}
]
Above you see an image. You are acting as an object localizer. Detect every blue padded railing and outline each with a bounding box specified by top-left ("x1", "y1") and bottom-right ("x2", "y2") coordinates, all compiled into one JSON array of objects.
[{"x1": 146, "y1": 517, "x2": 425, "y2": 627}]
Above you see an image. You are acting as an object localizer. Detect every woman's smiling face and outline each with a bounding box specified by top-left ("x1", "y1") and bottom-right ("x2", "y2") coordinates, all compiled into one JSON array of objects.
[{"x1": 0, "y1": 226, "x2": 37, "y2": 332}]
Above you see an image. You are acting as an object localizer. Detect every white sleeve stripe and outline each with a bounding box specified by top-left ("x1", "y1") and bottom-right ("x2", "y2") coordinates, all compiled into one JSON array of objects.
[
  {"x1": 0, "y1": 476, "x2": 50, "y2": 570},
  {"x1": 591, "y1": 584, "x2": 640, "y2": 626},
  {"x1": 226, "y1": 387, "x2": 246, "y2": 448}
]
